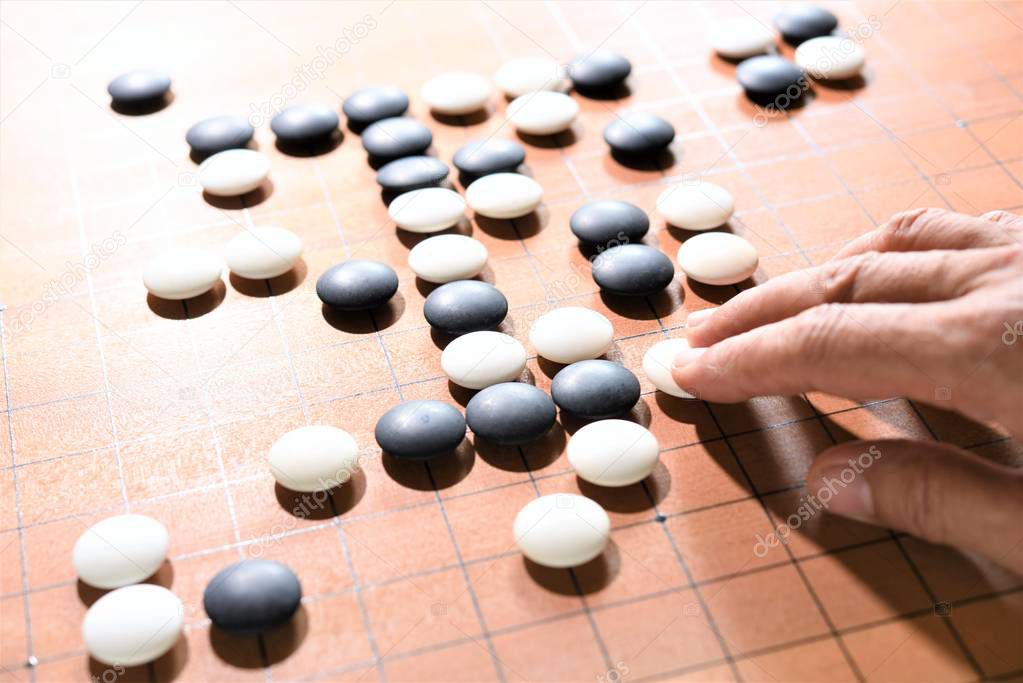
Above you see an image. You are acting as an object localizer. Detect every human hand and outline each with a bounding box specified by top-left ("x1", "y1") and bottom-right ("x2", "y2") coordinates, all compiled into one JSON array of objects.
[{"x1": 671, "y1": 208, "x2": 1023, "y2": 572}]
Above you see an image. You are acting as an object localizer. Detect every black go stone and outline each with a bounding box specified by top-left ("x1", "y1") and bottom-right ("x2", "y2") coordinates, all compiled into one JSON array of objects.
[
  {"x1": 736, "y1": 55, "x2": 806, "y2": 107},
  {"x1": 592, "y1": 244, "x2": 674, "y2": 297},
  {"x1": 570, "y1": 200, "x2": 649, "y2": 246},
  {"x1": 376, "y1": 156, "x2": 449, "y2": 193},
  {"x1": 362, "y1": 117, "x2": 432, "y2": 160},
  {"x1": 203, "y1": 559, "x2": 302, "y2": 636},
  {"x1": 316, "y1": 260, "x2": 398, "y2": 311},
  {"x1": 423, "y1": 280, "x2": 508, "y2": 336},
  {"x1": 185, "y1": 115, "x2": 254, "y2": 157},
  {"x1": 466, "y1": 382, "x2": 556, "y2": 446},
  {"x1": 603, "y1": 114, "x2": 675, "y2": 156},
  {"x1": 567, "y1": 51, "x2": 632, "y2": 92},
  {"x1": 551, "y1": 359, "x2": 641, "y2": 420},
  {"x1": 452, "y1": 138, "x2": 526, "y2": 177},
  {"x1": 342, "y1": 86, "x2": 409, "y2": 125},
  {"x1": 774, "y1": 6, "x2": 838, "y2": 45},
  {"x1": 270, "y1": 104, "x2": 340, "y2": 145},
  {"x1": 107, "y1": 70, "x2": 171, "y2": 104},
  {"x1": 106, "y1": 70, "x2": 170, "y2": 111},
  {"x1": 375, "y1": 400, "x2": 466, "y2": 460}
]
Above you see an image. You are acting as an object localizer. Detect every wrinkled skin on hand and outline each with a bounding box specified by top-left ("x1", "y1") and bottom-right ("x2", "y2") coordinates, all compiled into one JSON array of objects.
[{"x1": 673, "y1": 208, "x2": 1023, "y2": 574}]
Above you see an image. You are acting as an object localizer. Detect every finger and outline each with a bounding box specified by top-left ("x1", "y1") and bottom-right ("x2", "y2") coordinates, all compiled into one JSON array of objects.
[
  {"x1": 835, "y1": 208, "x2": 1021, "y2": 260},
  {"x1": 673, "y1": 302, "x2": 955, "y2": 404},
  {"x1": 686, "y1": 247, "x2": 1011, "y2": 348},
  {"x1": 806, "y1": 439, "x2": 1023, "y2": 575},
  {"x1": 982, "y1": 210, "x2": 1023, "y2": 230}
]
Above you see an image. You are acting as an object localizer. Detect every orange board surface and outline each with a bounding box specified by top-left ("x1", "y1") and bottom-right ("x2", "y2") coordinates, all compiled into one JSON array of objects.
[{"x1": 1, "y1": 1, "x2": 1022, "y2": 682}]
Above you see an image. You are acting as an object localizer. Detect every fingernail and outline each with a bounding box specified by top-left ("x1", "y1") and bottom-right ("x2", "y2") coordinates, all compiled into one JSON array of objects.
[
  {"x1": 813, "y1": 464, "x2": 875, "y2": 522},
  {"x1": 686, "y1": 308, "x2": 715, "y2": 328},
  {"x1": 671, "y1": 346, "x2": 707, "y2": 370}
]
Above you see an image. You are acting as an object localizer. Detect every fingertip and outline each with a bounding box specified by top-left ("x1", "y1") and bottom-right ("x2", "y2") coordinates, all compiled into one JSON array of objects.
[
  {"x1": 670, "y1": 346, "x2": 707, "y2": 394},
  {"x1": 685, "y1": 308, "x2": 715, "y2": 329},
  {"x1": 670, "y1": 346, "x2": 706, "y2": 371},
  {"x1": 806, "y1": 440, "x2": 882, "y2": 522},
  {"x1": 807, "y1": 441, "x2": 872, "y2": 486}
]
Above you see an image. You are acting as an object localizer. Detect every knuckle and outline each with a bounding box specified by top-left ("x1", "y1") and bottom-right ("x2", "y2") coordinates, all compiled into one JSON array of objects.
[
  {"x1": 980, "y1": 210, "x2": 1017, "y2": 226},
  {"x1": 816, "y1": 252, "x2": 882, "y2": 303},
  {"x1": 880, "y1": 208, "x2": 945, "y2": 250}
]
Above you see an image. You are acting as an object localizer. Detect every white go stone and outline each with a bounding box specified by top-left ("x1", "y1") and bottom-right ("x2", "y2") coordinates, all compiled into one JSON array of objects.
[
  {"x1": 421, "y1": 72, "x2": 492, "y2": 115},
  {"x1": 657, "y1": 182, "x2": 735, "y2": 231},
  {"x1": 514, "y1": 494, "x2": 610, "y2": 568},
  {"x1": 408, "y1": 234, "x2": 488, "y2": 283},
  {"x1": 677, "y1": 232, "x2": 759, "y2": 285},
  {"x1": 494, "y1": 57, "x2": 565, "y2": 97},
  {"x1": 506, "y1": 91, "x2": 578, "y2": 136},
  {"x1": 795, "y1": 36, "x2": 866, "y2": 80},
  {"x1": 224, "y1": 226, "x2": 303, "y2": 280},
  {"x1": 268, "y1": 425, "x2": 360, "y2": 492},
  {"x1": 143, "y1": 248, "x2": 222, "y2": 300},
  {"x1": 529, "y1": 307, "x2": 613, "y2": 363},
  {"x1": 73, "y1": 514, "x2": 169, "y2": 590},
  {"x1": 198, "y1": 149, "x2": 270, "y2": 196},
  {"x1": 441, "y1": 331, "x2": 527, "y2": 390},
  {"x1": 466, "y1": 173, "x2": 542, "y2": 219},
  {"x1": 388, "y1": 187, "x2": 466, "y2": 233},
  {"x1": 83, "y1": 584, "x2": 184, "y2": 666},
  {"x1": 709, "y1": 18, "x2": 776, "y2": 59},
  {"x1": 568, "y1": 419, "x2": 660, "y2": 487},
  {"x1": 642, "y1": 337, "x2": 694, "y2": 399}
]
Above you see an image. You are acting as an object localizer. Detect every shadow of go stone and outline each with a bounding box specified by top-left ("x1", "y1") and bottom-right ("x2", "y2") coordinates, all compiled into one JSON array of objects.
[
  {"x1": 331, "y1": 467, "x2": 367, "y2": 516},
  {"x1": 473, "y1": 437, "x2": 531, "y2": 472},
  {"x1": 577, "y1": 477, "x2": 657, "y2": 514},
  {"x1": 228, "y1": 260, "x2": 308, "y2": 298},
  {"x1": 262, "y1": 604, "x2": 309, "y2": 665},
  {"x1": 570, "y1": 540, "x2": 621, "y2": 594},
  {"x1": 430, "y1": 109, "x2": 491, "y2": 127},
  {"x1": 516, "y1": 129, "x2": 579, "y2": 150},
  {"x1": 202, "y1": 180, "x2": 274, "y2": 209},
  {"x1": 572, "y1": 82, "x2": 632, "y2": 101},
  {"x1": 76, "y1": 581, "x2": 108, "y2": 608},
  {"x1": 320, "y1": 303, "x2": 377, "y2": 334},
  {"x1": 424, "y1": 440, "x2": 476, "y2": 490},
  {"x1": 523, "y1": 543, "x2": 620, "y2": 596},
  {"x1": 89, "y1": 656, "x2": 151, "y2": 682},
  {"x1": 147, "y1": 282, "x2": 226, "y2": 320},
  {"x1": 151, "y1": 633, "x2": 189, "y2": 682},
  {"x1": 209, "y1": 627, "x2": 265, "y2": 669},
  {"x1": 523, "y1": 557, "x2": 580, "y2": 595},
  {"x1": 111, "y1": 92, "x2": 173, "y2": 116},
  {"x1": 274, "y1": 130, "x2": 342, "y2": 157},
  {"x1": 273, "y1": 483, "x2": 341, "y2": 521},
  {"x1": 369, "y1": 292, "x2": 405, "y2": 331},
  {"x1": 380, "y1": 451, "x2": 437, "y2": 491}
]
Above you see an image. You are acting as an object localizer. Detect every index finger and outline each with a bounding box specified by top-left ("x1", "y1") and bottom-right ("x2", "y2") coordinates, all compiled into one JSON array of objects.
[{"x1": 673, "y1": 302, "x2": 954, "y2": 404}]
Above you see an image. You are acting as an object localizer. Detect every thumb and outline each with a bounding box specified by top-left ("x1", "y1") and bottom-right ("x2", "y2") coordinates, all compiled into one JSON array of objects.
[{"x1": 806, "y1": 439, "x2": 1023, "y2": 575}]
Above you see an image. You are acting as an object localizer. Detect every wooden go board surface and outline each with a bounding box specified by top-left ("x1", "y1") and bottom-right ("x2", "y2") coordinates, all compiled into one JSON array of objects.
[{"x1": 1, "y1": 1, "x2": 1022, "y2": 682}]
